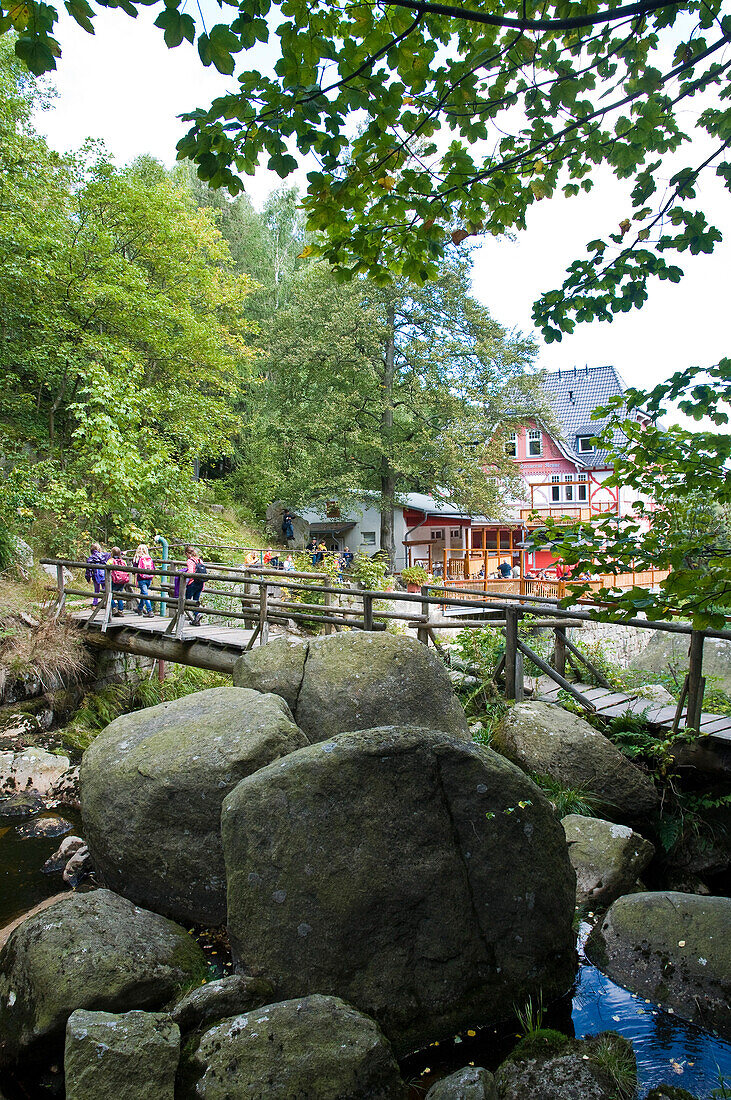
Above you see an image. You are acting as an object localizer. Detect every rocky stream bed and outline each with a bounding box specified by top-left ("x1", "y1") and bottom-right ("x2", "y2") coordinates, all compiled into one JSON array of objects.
[{"x1": 0, "y1": 632, "x2": 728, "y2": 1099}]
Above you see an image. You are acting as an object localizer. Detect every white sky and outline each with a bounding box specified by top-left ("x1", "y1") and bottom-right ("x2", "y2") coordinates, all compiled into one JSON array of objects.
[{"x1": 36, "y1": 5, "x2": 730, "y2": 402}]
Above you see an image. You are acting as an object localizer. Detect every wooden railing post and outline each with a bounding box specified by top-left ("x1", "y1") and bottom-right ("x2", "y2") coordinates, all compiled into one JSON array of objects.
[
  {"x1": 242, "y1": 577, "x2": 254, "y2": 628},
  {"x1": 505, "y1": 607, "x2": 523, "y2": 701},
  {"x1": 323, "y1": 580, "x2": 334, "y2": 635},
  {"x1": 417, "y1": 584, "x2": 429, "y2": 646},
  {"x1": 554, "y1": 626, "x2": 566, "y2": 678},
  {"x1": 100, "y1": 567, "x2": 113, "y2": 633},
  {"x1": 175, "y1": 567, "x2": 187, "y2": 639},
  {"x1": 363, "y1": 592, "x2": 374, "y2": 631},
  {"x1": 259, "y1": 580, "x2": 270, "y2": 646},
  {"x1": 54, "y1": 563, "x2": 66, "y2": 620},
  {"x1": 685, "y1": 630, "x2": 705, "y2": 730}
]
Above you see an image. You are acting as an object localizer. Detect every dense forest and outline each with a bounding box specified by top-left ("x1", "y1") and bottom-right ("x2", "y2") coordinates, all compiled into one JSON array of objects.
[{"x1": 0, "y1": 36, "x2": 547, "y2": 564}]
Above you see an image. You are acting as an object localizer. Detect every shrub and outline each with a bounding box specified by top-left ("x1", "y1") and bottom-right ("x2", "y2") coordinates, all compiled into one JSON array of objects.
[{"x1": 351, "y1": 553, "x2": 394, "y2": 591}]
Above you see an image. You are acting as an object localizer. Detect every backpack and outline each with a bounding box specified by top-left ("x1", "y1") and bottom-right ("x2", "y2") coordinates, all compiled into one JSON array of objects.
[
  {"x1": 110, "y1": 560, "x2": 130, "y2": 584},
  {"x1": 194, "y1": 560, "x2": 207, "y2": 575}
]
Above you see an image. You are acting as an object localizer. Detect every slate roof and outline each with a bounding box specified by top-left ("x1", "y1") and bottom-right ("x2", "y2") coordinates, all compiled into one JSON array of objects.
[{"x1": 541, "y1": 365, "x2": 640, "y2": 467}]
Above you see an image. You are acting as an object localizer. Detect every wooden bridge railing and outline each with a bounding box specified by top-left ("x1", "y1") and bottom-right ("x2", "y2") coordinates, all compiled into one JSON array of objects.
[{"x1": 42, "y1": 558, "x2": 731, "y2": 731}]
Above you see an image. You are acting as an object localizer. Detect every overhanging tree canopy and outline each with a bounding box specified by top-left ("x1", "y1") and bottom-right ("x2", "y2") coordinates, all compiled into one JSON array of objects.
[{"x1": 3, "y1": 0, "x2": 728, "y2": 338}]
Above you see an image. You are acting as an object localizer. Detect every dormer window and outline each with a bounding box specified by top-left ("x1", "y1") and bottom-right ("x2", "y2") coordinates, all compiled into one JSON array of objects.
[
  {"x1": 504, "y1": 431, "x2": 517, "y2": 457},
  {"x1": 577, "y1": 436, "x2": 594, "y2": 453},
  {"x1": 527, "y1": 429, "x2": 542, "y2": 456}
]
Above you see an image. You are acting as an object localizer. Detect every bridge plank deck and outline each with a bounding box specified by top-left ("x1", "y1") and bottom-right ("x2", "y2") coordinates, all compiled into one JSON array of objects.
[
  {"x1": 72, "y1": 609, "x2": 257, "y2": 650},
  {"x1": 536, "y1": 677, "x2": 730, "y2": 745}
]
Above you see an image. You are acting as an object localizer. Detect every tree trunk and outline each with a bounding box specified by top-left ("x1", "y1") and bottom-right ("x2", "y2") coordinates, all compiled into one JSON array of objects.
[{"x1": 380, "y1": 304, "x2": 396, "y2": 570}]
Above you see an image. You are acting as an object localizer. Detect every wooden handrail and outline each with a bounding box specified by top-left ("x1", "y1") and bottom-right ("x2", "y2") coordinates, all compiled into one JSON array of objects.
[{"x1": 42, "y1": 555, "x2": 728, "y2": 725}]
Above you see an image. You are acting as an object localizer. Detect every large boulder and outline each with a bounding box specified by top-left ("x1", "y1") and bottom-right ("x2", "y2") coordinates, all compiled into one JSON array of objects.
[
  {"x1": 81, "y1": 686, "x2": 307, "y2": 925},
  {"x1": 0, "y1": 888, "x2": 207, "y2": 1065},
  {"x1": 179, "y1": 994, "x2": 404, "y2": 1099},
  {"x1": 222, "y1": 726, "x2": 576, "y2": 1054},
  {"x1": 65, "y1": 1009, "x2": 180, "y2": 1100},
  {"x1": 233, "y1": 633, "x2": 470, "y2": 742},
  {"x1": 493, "y1": 701, "x2": 658, "y2": 819},
  {"x1": 586, "y1": 891, "x2": 731, "y2": 1038},
  {"x1": 562, "y1": 814, "x2": 655, "y2": 909},
  {"x1": 495, "y1": 1030, "x2": 636, "y2": 1100}
]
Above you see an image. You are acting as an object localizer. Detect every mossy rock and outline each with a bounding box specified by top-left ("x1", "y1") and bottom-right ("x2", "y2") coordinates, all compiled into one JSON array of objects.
[
  {"x1": 495, "y1": 1031, "x2": 635, "y2": 1100},
  {"x1": 506, "y1": 1029, "x2": 571, "y2": 1063},
  {"x1": 223, "y1": 725, "x2": 576, "y2": 1055},
  {"x1": 586, "y1": 891, "x2": 731, "y2": 1039},
  {"x1": 426, "y1": 1065, "x2": 496, "y2": 1099},
  {"x1": 233, "y1": 632, "x2": 470, "y2": 743},
  {"x1": 81, "y1": 686, "x2": 307, "y2": 925},
  {"x1": 0, "y1": 888, "x2": 207, "y2": 1066},
  {"x1": 494, "y1": 702, "x2": 658, "y2": 820},
  {"x1": 170, "y1": 974, "x2": 275, "y2": 1034},
  {"x1": 64, "y1": 1009, "x2": 180, "y2": 1100},
  {"x1": 562, "y1": 814, "x2": 655, "y2": 910},
  {"x1": 178, "y1": 994, "x2": 404, "y2": 1099}
]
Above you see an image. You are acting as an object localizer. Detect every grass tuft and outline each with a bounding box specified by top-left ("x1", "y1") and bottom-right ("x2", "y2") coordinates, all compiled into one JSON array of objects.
[{"x1": 530, "y1": 773, "x2": 603, "y2": 818}]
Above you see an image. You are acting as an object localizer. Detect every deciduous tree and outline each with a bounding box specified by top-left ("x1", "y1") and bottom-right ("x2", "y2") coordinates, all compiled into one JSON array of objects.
[{"x1": 236, "y1": 256, "x2": 542, "y2": 564}]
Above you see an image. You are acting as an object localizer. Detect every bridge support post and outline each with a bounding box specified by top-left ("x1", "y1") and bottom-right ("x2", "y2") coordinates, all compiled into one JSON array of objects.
[
  {"x1": 175, "y1": 571, "x2": 187, "y2": 639},
  {"x1": 54, "y1": 564, "x2": 66, "y2": 621},
  {"x1": 100, "y1": 569, "x2": 113, "y2": 633},
  {"x1": 504, "y1": 608, "x2": 524, "y2": 701},
  {"x1": 323, "y1": 584, "x2": 334, "y2": 634},
  {"x1": 363, "y1": 593, "x2": 374, "y2": 631},
  {"x1": 259, "y1": 582, "x2": 269, "y2": 646},
  {"x1": 685, "y1": 630, "x2": 706, "y2": 731},
  {"x1": 417, "y1": 584, "x2": 430, "y2": 646},
  {"x1": 553, "y1": 626, "x2": 566, "y2": 678}
]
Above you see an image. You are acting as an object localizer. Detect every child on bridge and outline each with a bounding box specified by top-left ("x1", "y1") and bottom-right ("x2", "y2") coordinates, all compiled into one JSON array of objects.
[
  {"x1": 184, "y1": 545, "x2": 206, "y2": 626},
  {"x1": 132, "y1": 543, "x2": 155, "y2": 617},
  {"x1": 108, "y1": 548, "x2": 130, "y2": 617},
  {"x1": 85, "y1": 542, "x2": 110, "y2": 606}
]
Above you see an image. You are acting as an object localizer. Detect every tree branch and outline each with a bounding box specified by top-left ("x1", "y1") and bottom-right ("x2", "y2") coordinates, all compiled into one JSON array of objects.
[{"x1": 377, "y1": 0, "x2": 683, "y2": 32}]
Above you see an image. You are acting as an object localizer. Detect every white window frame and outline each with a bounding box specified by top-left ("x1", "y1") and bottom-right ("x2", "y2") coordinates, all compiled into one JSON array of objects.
[
  {"x1": 578, "y1": 473, "x2": 588, "y2": 502},
  {"x1": 450, "y1": 528, "x2": 461, "y2": 539},
  {"x1": 577, "y1": 436, "x2": 594, "y2": 453},
  {"x1": 430, "y1": 529, "x2": 445, "y2": 541},
  {"x1": 504, "y1": 431, "x2": 517, "y2": 457},
  {"x1": 528, "y1": 429, "x2": 542, "y2": 456},
  {"x1": 361, "y1": 531, "x2": 376, "y2": 546},
  {"x1": 551, "y1": 474, "x2": 560, "y2": 503}
]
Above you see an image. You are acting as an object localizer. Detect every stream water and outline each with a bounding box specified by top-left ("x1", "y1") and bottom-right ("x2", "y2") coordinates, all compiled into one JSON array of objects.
[
  {"x1": 0, "y1": 809, "x2": 82, "y2": 928},
  {"x1": 1, "y1": 824, "x2": 729, "y2": 1099},
  {"x1": 403, "y1": 937, "x2": 731, "y2": 1098}
]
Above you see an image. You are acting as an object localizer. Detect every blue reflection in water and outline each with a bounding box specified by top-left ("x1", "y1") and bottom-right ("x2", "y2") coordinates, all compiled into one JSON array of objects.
[{"x1": 573, "y1": 923, "x2": 731, "y2": 1099}]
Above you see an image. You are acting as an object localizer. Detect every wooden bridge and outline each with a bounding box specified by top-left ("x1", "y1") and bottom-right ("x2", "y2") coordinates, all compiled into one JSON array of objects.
[{"x1": 43, "y1": 558, "x2": 731, "y2": 752}]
